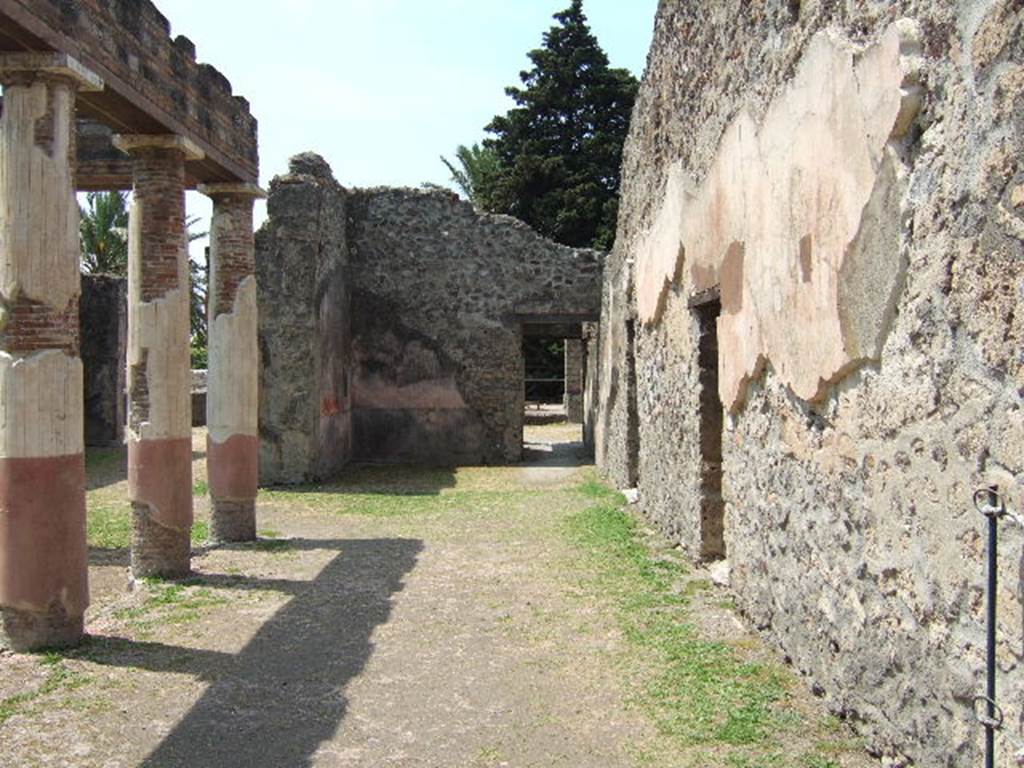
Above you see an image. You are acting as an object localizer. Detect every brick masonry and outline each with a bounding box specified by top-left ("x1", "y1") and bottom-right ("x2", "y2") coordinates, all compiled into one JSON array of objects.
[
  {"x1": 0, "y1": 68, "x2": 88, "y2": 649},
  {"x1": 123, "y1": 140, "x2": 193, "y2": 578},
  {"x1": 0, "y1": 0, "x2": 259, "y2": 183}
]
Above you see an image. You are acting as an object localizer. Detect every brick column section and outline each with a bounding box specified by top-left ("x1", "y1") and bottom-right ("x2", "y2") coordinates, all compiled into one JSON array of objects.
[
  {"x1": 113, "y1": 134, "x2": 203, "y2": 579},
  {"x1": 564, "y1": 338, "x2": 584, "y2": 423},
  {"x1": 0, "y1": 54, "x2": 102, "y2": 650},
  {"x1": 198, "y1": 183, "x2": 264, "y2": 542}
]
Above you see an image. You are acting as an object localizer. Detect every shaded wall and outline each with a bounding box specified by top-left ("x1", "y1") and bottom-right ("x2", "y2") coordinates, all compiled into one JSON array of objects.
[
  {"x1": 348, "y1": 188, "x2": 602, "y2": 465},
  {"x1": 256, "y1": 154, "x2": 352, "y2": 485},
  {"x1": 256, "y1": 156, "x2": 603, "y2": 478},
  {"x1": 80, "y1": 274, "x2": 126, "y2": 447},
  {"x1": 592, "y1": 2, "x2": 1024, "y2": 765}
]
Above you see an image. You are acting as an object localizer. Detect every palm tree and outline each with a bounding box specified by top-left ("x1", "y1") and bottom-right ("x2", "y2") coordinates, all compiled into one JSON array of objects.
[
  {"x1": 79, "y1": 191, "x2": 129, "y2": 275},
  {"x1": 441, "y1": 143, "x2": 501, "y2": 207},
  {"x1": 80, "y1": 193, "x2": 210, "y2": 367}
]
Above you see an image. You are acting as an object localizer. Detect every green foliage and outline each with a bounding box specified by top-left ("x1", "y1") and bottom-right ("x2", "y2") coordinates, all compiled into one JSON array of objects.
[
  {"x1": 79, "y1": 191, "x2": 129, "y2": 275},
  {"x1": 191, "y1": 521, "x2": 209, "y2": 545},
  {"x1": 478, "y1": 0, "x2": 638, "y2": 249},
  {"x1": 87, "y1": 502, "x2": 210, "y2": 549},
  {"x1": 441, "y1": 143, "x2": 502, "y2": 207},
  {"x1": 190, "y1": 339, "x2": 208, "y2": 369},
  {"x1": 186, "y1": 216, "x2": 209, "y2": 361},
  {"x1": 86, "y1": 504, "x2": 131, "y2": 550},
  {"x1": 523, "y1": 336, "x2": 565, "y2": 402},
  {"x1": 566, "y1": 485, "x2": 788, "y2": 747},
  {"x1": 79, "y1": 196, "x2": 210, "y2": 361}
]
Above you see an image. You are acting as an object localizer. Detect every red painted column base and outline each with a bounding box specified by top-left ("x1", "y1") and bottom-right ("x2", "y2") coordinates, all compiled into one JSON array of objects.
[
  {"x1": 0, "y1": 454, "x2": 88, "y2": 651},
  {"x1": 128, "y1": 438, "x2": 193, "y2": 579},
  {"x1": 1, "y1": 603, "x2": 84, "y2": 652},
  {"x1": 208, "y1": 434, "x2": 258, "y2": 543}
]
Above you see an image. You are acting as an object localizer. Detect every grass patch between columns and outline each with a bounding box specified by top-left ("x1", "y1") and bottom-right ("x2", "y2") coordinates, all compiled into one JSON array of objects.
[{"x1": 0, "y1": 653, "x2": 92, "y2": 726}]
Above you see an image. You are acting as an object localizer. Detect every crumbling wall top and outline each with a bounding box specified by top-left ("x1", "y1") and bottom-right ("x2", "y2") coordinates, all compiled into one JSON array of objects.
[{"x1": 0, "y1": 0, "x2": 259, "y2": 185}]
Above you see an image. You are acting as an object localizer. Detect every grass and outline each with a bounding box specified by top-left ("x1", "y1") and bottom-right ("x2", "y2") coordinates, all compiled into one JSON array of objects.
[
  {"x1": 264, "y1": 478, "x2": 551, "y2": 518},
  {"x1": 0, "y1": 653, "x2": 92, "y2": 725},
  {"x1": 87, "y1": 503, "x2": 132, "y2": 550},
  {"x1": 566, "y1": 476, "x2": 860, "y2": 766},
  {"x1": 113, "y1": 580, "x2": 228, "y2": 631},
  {"x1": 87, "y1": 506, "x2": 210, "y2": 550}
]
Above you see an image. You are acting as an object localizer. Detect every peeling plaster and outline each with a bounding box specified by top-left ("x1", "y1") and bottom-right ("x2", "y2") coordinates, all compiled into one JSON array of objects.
[
  {"x1": 0, "y1": 350, "x2": 83, "y2": 458},
  {"x1": 207, "y1": 275, "x2": 258, "y2": 444},
  {"x1": 634, "y1": 22, "x2": 924, "y2": 410},
  {"x1": 126, "y1": 286, "x2": 191, "y2": 442},
  {"x1": 0, "y1": 80, "x2": 80, "y2": 311}
]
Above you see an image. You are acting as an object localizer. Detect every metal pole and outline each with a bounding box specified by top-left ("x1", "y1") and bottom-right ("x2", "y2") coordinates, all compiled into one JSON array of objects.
[
  {"x1": 986, "y1": 497, "x2": 997, "y2": 768},
  {"x1": 974, "y1": 486, "x2": 1006, "y2": 768}
]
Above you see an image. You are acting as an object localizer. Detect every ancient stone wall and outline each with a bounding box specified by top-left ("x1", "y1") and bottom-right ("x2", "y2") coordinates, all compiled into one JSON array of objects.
[
  {"x1": 347, "y1": 187, "x2": 602, "y2": 465},
  {"x1": 593, "y1": 1, "x2": 1024, "y2": 765},
  {"x1": 256, "y1": 157, "x2": 602, "y2": 477},
  {"x1": 256, "y1": 154, "x2": 351, "y2": 485},
  {"x1": 80, "y1": 274, "x2": 126, "y2": 447},
  {"x1": 564, "y1": 339, "x2": 584, "y2": 423}
]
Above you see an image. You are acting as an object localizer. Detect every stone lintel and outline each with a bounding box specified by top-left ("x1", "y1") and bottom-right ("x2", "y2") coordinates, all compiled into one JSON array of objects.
[
  {"x1": 198, "y1": 182, "x2": 267, "y2": 200},
  {"x1": 688, "y1": 285, "x2": 721, "y2": 308},
  {"x1": 112, "y1": 134, "x2": 205, "y2": 162},
  {"x1": 522, "y1": 322, "x2": 584, "y2": 339},
  {"x1": 0, "y1": 52, "x2": 103, "y2": 91}
]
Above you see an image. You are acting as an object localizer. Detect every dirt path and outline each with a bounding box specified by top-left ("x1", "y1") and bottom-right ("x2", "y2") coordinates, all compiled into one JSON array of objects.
[{"x1": 0, "y1": 424, "x2": 873, "y2": 768}]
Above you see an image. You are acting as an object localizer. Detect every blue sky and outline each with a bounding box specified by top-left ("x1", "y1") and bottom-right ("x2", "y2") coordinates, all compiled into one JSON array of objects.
[{"x1": 155, "y1": 0, "x2": 658, "y2": 211}]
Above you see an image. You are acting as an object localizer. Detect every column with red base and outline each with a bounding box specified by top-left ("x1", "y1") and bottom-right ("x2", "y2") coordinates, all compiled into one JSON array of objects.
[
  {"x1": 0, "y1": 54, "x2": 102, "y2": 650},
  {"x1": 199, "y1": 183, "x2": 264, "y2": 542},
  {"x1": 113, "y1": 134, "x2": 202, "y2": 579}
]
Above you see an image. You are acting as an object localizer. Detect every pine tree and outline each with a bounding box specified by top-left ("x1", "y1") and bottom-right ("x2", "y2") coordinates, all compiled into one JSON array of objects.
[{"x1": 481, "y1": 0, "x2": 637, "y2": 250}]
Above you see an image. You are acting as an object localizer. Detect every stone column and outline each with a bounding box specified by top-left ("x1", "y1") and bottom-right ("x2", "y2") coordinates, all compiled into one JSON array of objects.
[
  {"x1": 0, "y1": 54, "x2": 102, "y2": 650},
  {"x1": 112, "y1": 134, "x2": 203, "y2": 579},
  {"x1": 564, "y1": 338, "x2": 584, "y2": 423},
  {"x1": 198, "y1": 183, "x2": 264, "y2": 542}
]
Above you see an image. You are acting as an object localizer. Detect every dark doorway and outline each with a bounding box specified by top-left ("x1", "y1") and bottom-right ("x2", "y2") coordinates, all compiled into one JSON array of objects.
[
  {"x1": 694, "y1": 299, "x2": 725, "y2": 559},
  {"x1": 624, "y1": 319, "x2": 640, "y2": 487},
  {"x1": 523, "y1": 337, "x2": 565, "y2": 405}
]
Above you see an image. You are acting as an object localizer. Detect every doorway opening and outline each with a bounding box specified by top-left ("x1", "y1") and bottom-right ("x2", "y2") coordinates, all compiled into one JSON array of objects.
[
  {"x1": 522, "y1": 336, "x2": 565, "y2": 419},
  {"x1": 624, "y1": 319, "x2": 640, "y2": 488},
  {"x1": 520, "y1": 331, "x2": 586, "y2": 466},
  {"x1": 693, "y1": 298, "x2": 725, "y2": 559}
]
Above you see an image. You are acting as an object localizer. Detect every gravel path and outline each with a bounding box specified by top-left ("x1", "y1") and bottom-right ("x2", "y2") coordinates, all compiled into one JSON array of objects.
[
  {"x1": 0, "y1": 424, "x2": 658, "y2": 767},
  {"x1": 0, "y1": 423, "x2": 873, "y2": 768}
]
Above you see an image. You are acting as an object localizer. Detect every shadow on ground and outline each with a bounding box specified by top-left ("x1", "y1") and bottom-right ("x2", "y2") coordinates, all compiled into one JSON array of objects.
[
  {"x1": 266, "y1": 464, "x2": 458, "y2": 497},
  {"x1": 70, "y1": 537, "x2": 422, "y2": 768},
  {"x1": 520, "y1": 438, "x2": 590, "y2": 468},
  {"x1": 88, "y1": 547, "x2": 129, "y2": 568}
]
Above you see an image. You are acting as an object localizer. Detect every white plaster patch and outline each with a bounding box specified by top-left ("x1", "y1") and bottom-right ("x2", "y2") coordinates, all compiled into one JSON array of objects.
[
  {"x1": 634, "y1": 21, "x2": 924, "y2": 410},
  {"x1": 0, "y1": 81, "x2": 81, "y2": 310},
  {"x1": 127, "y1": 286, "x2": 192, "y2": 442},
  {"x1": 0, "y1": 350, "x2": 83, "y2": 458},
  {"x1": 207, "y1": 276, "x2": 258, "y2": 443}
]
